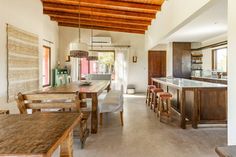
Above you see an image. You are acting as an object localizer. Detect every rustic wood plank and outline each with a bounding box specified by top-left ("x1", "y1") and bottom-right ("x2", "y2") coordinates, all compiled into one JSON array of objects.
[
  {"x1": 59, "y1": 23, "x2": 145, "y2": 34},
  {"x1": 42, "y1": 2, "x2": 156, "y2": 18},
  {"x1": 52, "y1": 17, "x2": 148, "y2": 30},
  {"x1": 0, "y1": 113, "x2": 82, "y2": 156},
  {"x1": 45, "y1": 10, "x2": 151, "y2": 25},
  {"x1": 41, "y1": 0, "x2": 161, "y2": 13}
]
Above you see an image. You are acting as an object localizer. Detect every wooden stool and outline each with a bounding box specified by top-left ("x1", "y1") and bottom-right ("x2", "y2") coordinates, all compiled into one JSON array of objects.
[
  {"x1": 0, "y1": 110, "x2": 9, "y2": 114},
  {"x1": 157, "y1": 92, "x2": 172, "y2": 122},
  {"x1": 146, "y1": 85, "x2": 156, "y2": 106},
  {"x1": 150, "y1": 88, "x2": 164, "y2": 111}
]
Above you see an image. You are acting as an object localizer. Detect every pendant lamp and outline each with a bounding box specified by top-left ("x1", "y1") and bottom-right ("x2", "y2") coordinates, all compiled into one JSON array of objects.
[
  {"x1": 87, "y1": 7, "x2": 98, "y2": 61},
  {"x1": 69, "y1": 0, "x2": 88, "y2": 58}
]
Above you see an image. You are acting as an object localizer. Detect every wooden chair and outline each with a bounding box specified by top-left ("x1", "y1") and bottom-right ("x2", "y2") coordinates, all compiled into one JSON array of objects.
[{"x1": 16, "y1": 92, "x2": 90, "y2": 149}]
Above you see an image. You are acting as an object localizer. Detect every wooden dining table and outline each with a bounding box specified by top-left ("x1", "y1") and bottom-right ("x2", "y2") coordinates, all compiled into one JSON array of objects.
[
  {"x1": 39, "y1": 80, "x2": 111, "y2": 134},
  {"x1": 0, "y1": 113, "x2": 82, "y2": 157}
]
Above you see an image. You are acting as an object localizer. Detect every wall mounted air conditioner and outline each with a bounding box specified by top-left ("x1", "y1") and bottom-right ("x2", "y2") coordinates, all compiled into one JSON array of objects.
[{"x1": 91, "y1": 37, "x2": 112, "y2": 45}]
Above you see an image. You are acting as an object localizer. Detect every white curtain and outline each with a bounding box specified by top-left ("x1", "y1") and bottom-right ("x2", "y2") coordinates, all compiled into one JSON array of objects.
[
  {"x1": 71, "y1": 57, "x2": 79, "y2": 82},
  {"x1": 114, "y1": 48, "x2": 130, "y2": 93}
]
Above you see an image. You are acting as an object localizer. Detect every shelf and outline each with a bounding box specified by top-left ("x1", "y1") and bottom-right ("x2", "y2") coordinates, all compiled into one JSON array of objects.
[
  {"x1": 192, "y1": 62, "x2": 203, "y2": 64},
  {"x1": 192, "y1": 69, "x2": 203, "y2": 71},
  {"x1": 192, "y1": 55, "x2": 203, "y2": 58}
]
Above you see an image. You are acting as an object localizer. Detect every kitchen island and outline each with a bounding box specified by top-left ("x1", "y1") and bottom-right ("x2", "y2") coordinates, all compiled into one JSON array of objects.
[{"x1": 152, "y1": 77, "x2": 227, "y2": 129}]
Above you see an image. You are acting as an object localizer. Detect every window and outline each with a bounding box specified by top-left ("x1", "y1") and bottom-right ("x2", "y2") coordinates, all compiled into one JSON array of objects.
[
  {"x1": 212, "y1": 47, "x2": 227, "y2": 72},
  {"x1": 80, "y1": 52, "x2": 115, "y2": 79},
  {"x1": 42, "y1": 46, "x2": 51, "y2": 87}
]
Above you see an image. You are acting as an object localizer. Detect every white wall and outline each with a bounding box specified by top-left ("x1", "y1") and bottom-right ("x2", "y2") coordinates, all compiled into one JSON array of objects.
[
  {"x1": 228, "y1": 0, "x2": 236, "y2": 145},
  {"x1": 145, "y1": 0, "x2": 210, "y2": 51},
  {"x1": 58, "y1": 27, "x2": 147, "y2": 92},
  {"x1": 0, "y1": 0, "x2": 59, "y2": 113},
  {"x1": 199, "y1": 34, "x2": 227, "y2": 72}
]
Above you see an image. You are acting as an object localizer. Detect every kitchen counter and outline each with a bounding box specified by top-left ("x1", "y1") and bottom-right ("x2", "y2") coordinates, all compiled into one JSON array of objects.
[
  {"x1": 191, "y1": 76, "x2": 227, "y2": 85},
  {"x1": 153, "y1": 77, "x2": 227, "y2": 89},
  {"x1": 152, "y1": 77, "x2": 227, "y2": 129}
]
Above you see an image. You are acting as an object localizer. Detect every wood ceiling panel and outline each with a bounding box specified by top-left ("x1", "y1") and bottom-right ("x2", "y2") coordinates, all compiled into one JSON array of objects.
[
  {"x1": 41, "y1": 0, "x2": 165, "y2": 34},
  {"x1": 48, "y1": 13, "x2": 151, "y2": 26},
  {"x1": 42, "y1": 0, "x2": 161, "y2": 13},
  {"x1": 59, "y1": 22, "x2": 145, "y2": 34},
  {"x1": 54, "y1": 17, "x2": 147, "y2": 30},
  {"x1": 43, "y1": 3, "x2": 156, "y2": 19},
  {"x1": 51, "y1": 17, "x2": 148, "y2": 29}
]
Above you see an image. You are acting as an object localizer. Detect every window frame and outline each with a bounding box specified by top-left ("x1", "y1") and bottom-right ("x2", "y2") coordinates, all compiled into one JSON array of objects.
[{"x1": 212, "y1": 47, "x2": 228, "y2": 74}]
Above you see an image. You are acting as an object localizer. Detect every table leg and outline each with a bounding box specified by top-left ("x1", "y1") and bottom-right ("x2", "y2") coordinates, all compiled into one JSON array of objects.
[
  {"x1": 60, "y1": 131, "x2": 73, "y2": 157},
  {"x1": 91, "y1": 93, "x2": 98, "y2": 134},
  {"x1": 180, "y1": 89, "x2": 186, "y2": 129},
  {"x1": 107, "y1": 83, "x2": 111, "y2": 92}
]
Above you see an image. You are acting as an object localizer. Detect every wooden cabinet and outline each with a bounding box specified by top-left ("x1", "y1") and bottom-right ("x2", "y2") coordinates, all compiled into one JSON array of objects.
[
  {"x1": 191, "y1": 77, "x2": 227, "y2": 85},
  {"x1": 148, "y1": 51, "x2": 166, "y2": 84},
  {"x1": 173, "y1": 42, "x2": 191, "y2": 79}
]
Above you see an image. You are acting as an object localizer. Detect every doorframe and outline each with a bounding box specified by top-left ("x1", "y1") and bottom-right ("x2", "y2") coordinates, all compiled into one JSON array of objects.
[{"x1": 42, "y1": 46, "x2": 51, "y2": 87}]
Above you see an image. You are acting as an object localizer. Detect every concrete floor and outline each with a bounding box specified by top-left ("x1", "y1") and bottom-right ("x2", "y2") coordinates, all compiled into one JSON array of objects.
[{"x1": 74, "y1": 93, "x2": 227, "y2": 157}]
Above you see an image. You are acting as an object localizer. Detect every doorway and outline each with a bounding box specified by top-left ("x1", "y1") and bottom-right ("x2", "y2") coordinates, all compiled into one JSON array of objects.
[
  {"x1": 148, "y1": 51, "x2": 166, "y2": 84},
  {"x1": 42, "y1": 46, "x2": 51, "y2": 87},
  {"x1": 80, "y1": 51, "x2": 115, "y2": 79}
]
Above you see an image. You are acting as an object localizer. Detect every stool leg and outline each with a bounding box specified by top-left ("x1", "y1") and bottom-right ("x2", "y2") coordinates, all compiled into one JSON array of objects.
[
  {"x1": 146, "y1": 89, "x2": 148, "y2": 104},
  {"x1": 154, "y1": 95, "x2": 158, "y2": 113},
  {"x1": 150, "y1": 93, "x2": 153, "y2": 109},
  {"x1": 156, "y1": 96, "x2": 160, "y2": 118},
  {"x1": 167, "y1": 99, "x2": 172, "y2": 119},
  {"x1": 159, "y1": 98, "x2": 163, "y2": 122}
]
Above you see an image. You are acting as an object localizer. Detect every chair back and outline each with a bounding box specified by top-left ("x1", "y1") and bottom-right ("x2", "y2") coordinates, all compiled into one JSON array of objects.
[{"x1": 16, "y1": 92, "x2": 81, "y2": 114}]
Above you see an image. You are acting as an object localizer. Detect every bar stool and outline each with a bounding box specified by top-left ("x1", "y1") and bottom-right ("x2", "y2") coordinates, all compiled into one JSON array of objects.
[
  {"x1": 157, "y1": 92, "x2": 172, "y2": 122},
  {"x1": 146, "y1": 85, "x2": 156, "y2": 106},
  {"x1": 150, "y1": 87, "x2": 164, "y2": 111}
]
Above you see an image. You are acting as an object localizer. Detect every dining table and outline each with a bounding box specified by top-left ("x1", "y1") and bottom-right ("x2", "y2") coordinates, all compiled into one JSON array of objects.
[
  {"x1": 39, "y1": 80, "x2": 111, "y2": 134},
  {"x1": 0, "y1": 112, "x2": 82, "y2": 157}
]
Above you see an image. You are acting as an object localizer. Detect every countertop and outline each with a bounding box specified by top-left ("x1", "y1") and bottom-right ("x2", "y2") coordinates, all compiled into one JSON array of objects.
[
  {"x1": 191, "y1": 76, "x2": 227, "y2": 81},
  {"x1": 152, "y1": 77, "x2": 227, "y2": 89}
]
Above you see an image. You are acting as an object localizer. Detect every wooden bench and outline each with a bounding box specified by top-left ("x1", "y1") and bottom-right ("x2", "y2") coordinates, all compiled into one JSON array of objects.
[{"x1": 16, "y1": 92, "x2": 90, "y2": 149}]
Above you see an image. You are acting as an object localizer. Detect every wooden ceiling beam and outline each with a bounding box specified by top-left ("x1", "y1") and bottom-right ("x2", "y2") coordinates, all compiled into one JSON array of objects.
[
  {"x1": 41, "y1": 0, "x2": 161, "y2": 13},
  {"x1": 49, "y1": 14, "x2": 150, "y2": 26},
  {"x1": 114, "y1": 0, "x2": 164, "y2": 5},
  {"x1": 44, "y1": 10, "x2": 152, "y2": 25},
  {"x1": 42, "y1": 2, "x2": 156, "y2": 19},
  {"x1": 52, "y1": 17, "x2": 147, "y2": 30},
  {"x1": 58, "y1": 22, "x2": 145, "y2": 34}
]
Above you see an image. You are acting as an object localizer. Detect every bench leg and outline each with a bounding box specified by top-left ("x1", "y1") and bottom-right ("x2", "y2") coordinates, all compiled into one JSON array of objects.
[{"x1": 120, "y1": 111, "x2": 124, "y2": 126}]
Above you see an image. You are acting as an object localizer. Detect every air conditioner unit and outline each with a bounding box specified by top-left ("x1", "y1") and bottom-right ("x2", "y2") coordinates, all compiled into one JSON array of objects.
[{"x1": 91, "y1": 37, "x2": 112, "y2": 45}]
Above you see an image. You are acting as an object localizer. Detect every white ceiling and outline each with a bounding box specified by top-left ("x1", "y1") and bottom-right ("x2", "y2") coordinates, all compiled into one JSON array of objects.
[{"x1": 164, "y1": 0, "x2": 227, "y2": 43}]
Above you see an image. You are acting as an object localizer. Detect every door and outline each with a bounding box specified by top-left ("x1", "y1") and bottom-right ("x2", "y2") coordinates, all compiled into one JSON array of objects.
[{"x1": 148, "y1": 51, "x2": 166, "y2": 84}]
